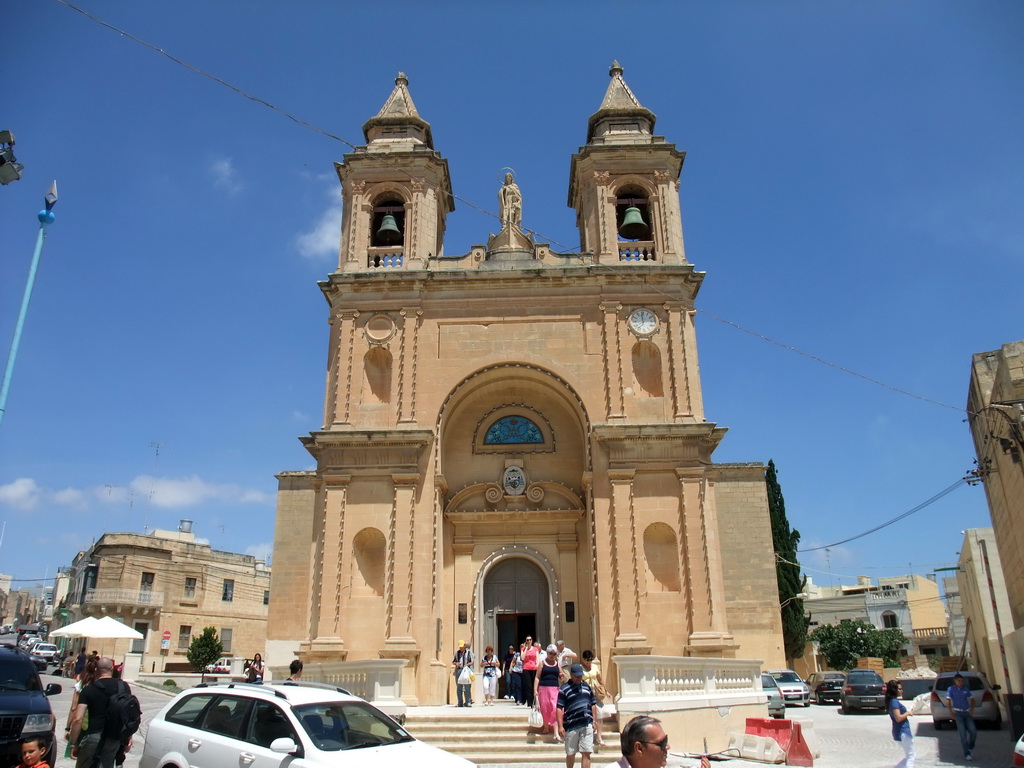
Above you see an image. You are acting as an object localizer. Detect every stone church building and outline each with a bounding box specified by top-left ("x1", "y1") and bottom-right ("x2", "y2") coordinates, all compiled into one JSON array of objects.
[{"x1": 267, "y1": 64, "x2": 785, "y2": 705}]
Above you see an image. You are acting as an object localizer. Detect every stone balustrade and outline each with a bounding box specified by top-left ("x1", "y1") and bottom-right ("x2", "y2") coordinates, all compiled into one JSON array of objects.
[
  {"x1": 269, "y1": 658, "x2": 409, "y2": 720},
  {"x1": 613, "y1": 655, "x2": 766, "y2": 710},
  {"x1": 618, "y1": 241, "x2": 657, "y2": 262},
  {"x1": 367, "y1": 247, "x2": 404, "y2": 268},
  {"x1": 84, "y1": 588, "x2": 164, "y2": 607}
]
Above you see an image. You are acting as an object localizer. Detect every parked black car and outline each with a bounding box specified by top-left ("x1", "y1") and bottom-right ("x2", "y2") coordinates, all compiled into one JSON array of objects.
[
  {"x1": 807, "y1": 671, "x2": 846, "y2": 705},
  {"x1": 0, "y1": 644, "x2": 62, "y2": 768},
  {"x1": 841, "y1": 668, "x2": 886, "y2": 713}
]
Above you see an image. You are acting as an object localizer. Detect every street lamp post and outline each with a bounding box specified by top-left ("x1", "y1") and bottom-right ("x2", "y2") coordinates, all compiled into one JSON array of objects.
[{"x1": 0, "y1": 181, "x2": 58, "y2": 429}]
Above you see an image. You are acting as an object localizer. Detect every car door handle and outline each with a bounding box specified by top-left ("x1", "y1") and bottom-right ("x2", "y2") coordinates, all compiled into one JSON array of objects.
[
  {"x1": 240, "y1": 752, "x2": 256, "y2": 765},
  {"x1": 187, "y1": 738, "x2": 202, "y2": 750}
]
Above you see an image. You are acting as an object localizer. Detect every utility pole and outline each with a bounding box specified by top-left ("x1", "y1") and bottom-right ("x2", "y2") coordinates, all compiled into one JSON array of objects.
[{"x1": 0, "y1": 182, "x2": 58, "y2": 428}]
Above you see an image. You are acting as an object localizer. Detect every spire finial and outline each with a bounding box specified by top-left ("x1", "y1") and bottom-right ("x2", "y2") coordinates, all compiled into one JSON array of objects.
[
  {"x1": 609, "y1": 60, "x2": 623, "y2": 77},
  {"x1": 396, "y1": 72, "x2": 409, "y2": 87}
]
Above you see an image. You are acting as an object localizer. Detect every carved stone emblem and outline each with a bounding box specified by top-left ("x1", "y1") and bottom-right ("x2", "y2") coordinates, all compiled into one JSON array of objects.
[{"x1": 502, "y1": 466, "x2": 526, "y2": 496}]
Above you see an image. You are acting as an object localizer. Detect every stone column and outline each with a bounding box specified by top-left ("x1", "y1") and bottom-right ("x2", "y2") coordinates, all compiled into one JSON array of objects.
[
  {"x1": 397, "y1": 309, "x2": 421, "y2": 424},
  {"x1": 601, "y1": 302, "x2": 624, "y2": 419},
  {"x1": 663, "y1": 302, "x2": 691, "y2": 419},
  {"x1": 609, "y1": 470, "x2": 647, "y2": 648},
  {"x1": 307, "y1": 473, "x2": 350, "y2": 659},
  {"x1": 330, "y1": 310, "x2": 359, "y2": 426},
  {"x1": 677, "y1": 468, "x2": 735, "y2": 657},
  {"x1": 386, "y1": 473, "x2": 419, "y2": 642}
]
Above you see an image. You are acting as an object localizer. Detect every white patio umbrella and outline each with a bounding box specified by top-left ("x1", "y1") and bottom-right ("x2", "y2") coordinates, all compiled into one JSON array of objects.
[
  {"x1": 49, "y1": 616, "x2": 102, "y2": 638},
  {"x1": 87, "y1": 617, "x2": 143, "y2": 640}
]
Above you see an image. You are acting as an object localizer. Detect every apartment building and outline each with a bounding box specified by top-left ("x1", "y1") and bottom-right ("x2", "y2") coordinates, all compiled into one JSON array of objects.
[{"x1": 62, "y1": 523, "x2": 270, "y2": 673}]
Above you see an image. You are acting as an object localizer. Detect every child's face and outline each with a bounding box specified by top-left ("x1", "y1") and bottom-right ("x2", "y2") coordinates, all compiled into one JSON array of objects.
[{"x1": 21, "y1": 741, "x2": 44, "y2": 766}]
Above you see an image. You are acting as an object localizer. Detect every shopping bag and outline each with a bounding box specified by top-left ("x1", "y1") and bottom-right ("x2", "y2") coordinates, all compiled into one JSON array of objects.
[{"x1": 457, "y1": 667, "x2": 472, "y2": 685}]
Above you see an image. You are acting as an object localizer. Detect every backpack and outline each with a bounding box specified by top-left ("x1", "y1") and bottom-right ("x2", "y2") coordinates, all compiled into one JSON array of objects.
[{"x1": 103, "y1": 680, "x2": 142, "y2": 743}]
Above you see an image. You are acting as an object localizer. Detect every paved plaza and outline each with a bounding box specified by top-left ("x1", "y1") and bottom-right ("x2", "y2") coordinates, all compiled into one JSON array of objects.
[{"x1": 45, "y1": 682, "x2": 1018, "y2": 768}]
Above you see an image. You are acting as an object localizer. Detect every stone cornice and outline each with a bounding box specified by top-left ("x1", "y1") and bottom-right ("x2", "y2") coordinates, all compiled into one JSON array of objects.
[
  {"x1": 302, "y1": 429, "x2": 433, "y2": 471},
  {"x1": 593, "y1": 423, "x2": 727, "y2": 467},
  {"x1": 319, "y1": 263, "x2": 704, "y2": 299}
]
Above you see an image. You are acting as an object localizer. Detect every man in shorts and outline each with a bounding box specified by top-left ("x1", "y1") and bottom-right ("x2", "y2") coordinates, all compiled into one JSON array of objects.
[{"x1": 557, "y1": 663, "x2": 599, "y2": 768}]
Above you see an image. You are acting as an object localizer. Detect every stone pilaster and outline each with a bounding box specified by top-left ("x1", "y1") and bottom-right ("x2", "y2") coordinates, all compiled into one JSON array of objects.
[{"x1": 601, "y1": 302, "x2": 624, "y2": 419}]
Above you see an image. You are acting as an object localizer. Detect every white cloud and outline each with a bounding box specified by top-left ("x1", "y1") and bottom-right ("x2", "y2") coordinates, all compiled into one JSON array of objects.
[
  {"x1": 129, "y1": 475, "x2": 272, "y2": 508},
  {"x1": 0, "y1": 475, "x2": 270, "y2": 513},
  {"x1": 51, "y1": 487, "x2": 88, "y2": 507},
  {"x1": 245, "y1": 542, "x2": 273, "y2": 562},
  {"x1": 210, "y1": 156, "x2": 243, "y2": 195},
  {"x1": 296, "y1": 184, "x2": 342, "y2": 261},
  {"x1": 0, "y1": 478, "x2": 42, "y2": 510}
]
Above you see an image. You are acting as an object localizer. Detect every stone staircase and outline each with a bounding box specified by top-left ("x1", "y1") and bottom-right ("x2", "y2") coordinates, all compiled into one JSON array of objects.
[{"x1": 403, "y1": 702, "x2": 619, "y2": 766}]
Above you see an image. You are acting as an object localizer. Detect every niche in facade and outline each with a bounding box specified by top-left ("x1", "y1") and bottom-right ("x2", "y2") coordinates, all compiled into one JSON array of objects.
[
  {"x1": 631, "y1": 341, "x2": 663, "y2": 397},
  {"x1": 362, "y1": 347, "x2": 393, "y2": 404},
  {"x1": 643, "y1": 522, "x2": 681, "y2": 592},
  {"x1": 352, "y1": 527, "x2": 386, "y2": 597}
]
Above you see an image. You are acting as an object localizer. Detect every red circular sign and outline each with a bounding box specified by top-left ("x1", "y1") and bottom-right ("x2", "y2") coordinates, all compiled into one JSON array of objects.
[{"x1": 162, "y1": 630, "x2": 172, "y2": 640}]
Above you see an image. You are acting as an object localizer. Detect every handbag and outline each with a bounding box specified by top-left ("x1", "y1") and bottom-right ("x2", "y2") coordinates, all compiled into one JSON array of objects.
[
  {"x1": 591, "y1": 680, "x2": 608, "y2": 700},
  {"x1": 457, "y1": 667, "x2": 472, "y2": 686},
  {"x1": 528, "y1": 705, "x2": 543, "y2": 728}
]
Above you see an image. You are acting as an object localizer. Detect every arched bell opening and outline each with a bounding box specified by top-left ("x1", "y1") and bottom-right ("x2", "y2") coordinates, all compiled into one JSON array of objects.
[
  {"x1": 370, "y1": 196, "x2": 406, "y2": 248},
  {"x1": 615, "y1": 186, "x2": 652, "y2": 242}
]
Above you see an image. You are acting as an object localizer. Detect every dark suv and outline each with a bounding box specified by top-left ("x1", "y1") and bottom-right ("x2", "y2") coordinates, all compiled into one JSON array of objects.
[{"x1": 0, "y1": 644, "x2": 62, "y2": 768}]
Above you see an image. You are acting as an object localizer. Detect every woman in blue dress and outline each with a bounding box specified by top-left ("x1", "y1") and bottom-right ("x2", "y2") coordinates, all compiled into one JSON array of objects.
[{"x1": 885, "y1": 679, "x2": 915, "y2": 768}]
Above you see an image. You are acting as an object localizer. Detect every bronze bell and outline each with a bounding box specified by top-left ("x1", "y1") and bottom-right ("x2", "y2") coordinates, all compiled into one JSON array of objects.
[
  {"x1": 376, "y1": 214, "x2": 402, "y2": 245},
  {"x1": 618, "y1": 206, "x2": 649, "y2": 240}
]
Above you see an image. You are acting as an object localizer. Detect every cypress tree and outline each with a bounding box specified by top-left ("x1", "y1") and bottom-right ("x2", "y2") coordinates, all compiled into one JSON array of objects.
[{"x1": 767, "y1": 459, "x2": 809, "y2": 661}]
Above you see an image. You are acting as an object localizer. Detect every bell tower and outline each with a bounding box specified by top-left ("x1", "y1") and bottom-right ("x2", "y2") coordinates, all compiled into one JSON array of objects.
[
  {"x1": 335, "y1": 73, "x2": 454, "y2": 272},
  {"x1": 568, "y1": 62, "x2": 687, "y2": 265}
]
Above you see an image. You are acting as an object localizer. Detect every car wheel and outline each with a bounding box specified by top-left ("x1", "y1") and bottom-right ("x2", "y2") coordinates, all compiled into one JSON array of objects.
[{"x1": 842, "y1": 704, "x2": 850, "y2": 715}]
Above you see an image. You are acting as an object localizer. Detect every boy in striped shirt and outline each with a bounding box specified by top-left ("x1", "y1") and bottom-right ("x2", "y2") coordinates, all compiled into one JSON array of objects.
[{"x1": 557, "y1": 663, "x2": 599, "y2": 768}]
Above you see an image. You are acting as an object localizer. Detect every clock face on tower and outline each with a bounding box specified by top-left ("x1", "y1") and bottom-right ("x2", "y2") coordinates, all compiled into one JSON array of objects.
[{"x1": 628, "y1": 307, "x2": 659, "y2": 337}]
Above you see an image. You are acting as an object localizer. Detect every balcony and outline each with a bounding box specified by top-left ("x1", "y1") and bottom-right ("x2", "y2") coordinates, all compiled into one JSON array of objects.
[
  {"x1": 912, "y1": 627, "x2": 949, "y2": 640},
  {"x1": 367, "y1": 247, "x2": 404, "y2": 269},
  {"x1": 618, "y1": 241, "x2": 656, "y2": 262},
  {"x1": 84, "y1": 589, "x2": 164, "y2": 611}
]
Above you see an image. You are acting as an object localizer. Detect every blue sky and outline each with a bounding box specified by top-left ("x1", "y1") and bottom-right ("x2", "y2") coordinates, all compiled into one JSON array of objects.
[{"x1": 2, "y1": 1, "x2": 1022, "y2": 594}]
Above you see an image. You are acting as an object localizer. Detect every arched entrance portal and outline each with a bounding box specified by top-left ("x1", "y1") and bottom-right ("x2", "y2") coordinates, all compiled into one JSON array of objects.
[{"x1": 483, "y1": 558, "x2": 549, "y2": 655}]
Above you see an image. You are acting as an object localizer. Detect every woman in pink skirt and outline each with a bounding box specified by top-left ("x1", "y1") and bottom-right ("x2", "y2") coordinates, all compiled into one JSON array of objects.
[{"x1": 529, "y1": 644, "x2": 564, "y2": 741}]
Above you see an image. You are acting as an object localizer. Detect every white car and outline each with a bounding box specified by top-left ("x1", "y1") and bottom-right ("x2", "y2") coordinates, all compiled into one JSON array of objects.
[
  {"x1": 139, "y1": 681, "x2": 476, "y2": 768},
  {"x1": 30, "y1": 643, "x2": 59, "y2": 664},
  {"x1": 767, "y1": 669, "x2": 811, "y2": 706}
]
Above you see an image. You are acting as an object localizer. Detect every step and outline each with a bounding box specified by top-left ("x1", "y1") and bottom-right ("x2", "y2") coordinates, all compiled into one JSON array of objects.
[{"x1": 403, "y1": 708, "x2": 619, "y2": 766}]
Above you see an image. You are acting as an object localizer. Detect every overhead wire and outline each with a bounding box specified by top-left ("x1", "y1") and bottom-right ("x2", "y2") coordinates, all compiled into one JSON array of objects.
[
  {"x1": 45, "y1": 0, "x2": 990, "y2": 583},
  {"x1": 52, "y1": 0, "x2": 970, "y2": 421}
]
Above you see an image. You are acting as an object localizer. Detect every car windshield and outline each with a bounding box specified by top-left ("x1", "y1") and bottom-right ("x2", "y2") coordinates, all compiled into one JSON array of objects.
[
  {"x1": 847, "y1": 671, "x2": 882, "y2": 683},
  {"x1": 761, "y1": 674, "x2": 778, "y2": 689},
  {"x1": 772, "y1": 672, "x2": 801, "y2": 683},
  {"x1": 0, "y1": 658, "x2": 42, "y2": 691},
  {"x1": 937, "y1": 676, "x2": 986, "y2": 692},
  {"x1": 35, "y1": 645, "x2": 57, "y2": 653},
  {"x1": 898, "y1": 679, "x2": 935, "y2": 699},
  {"x1": 294, "y1": 701, "x2": 415, "y2": 751}
]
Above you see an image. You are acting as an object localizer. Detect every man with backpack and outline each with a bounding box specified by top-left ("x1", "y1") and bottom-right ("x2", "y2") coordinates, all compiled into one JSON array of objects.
[{"x1": 68, "y1": 657, "x2": 142, "y2": 768}]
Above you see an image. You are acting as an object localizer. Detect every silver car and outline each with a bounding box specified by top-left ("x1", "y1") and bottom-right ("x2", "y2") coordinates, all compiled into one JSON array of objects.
[
  {"x1": 761, "y1": 673, "x2": 786, "y2": 718},
  {"x1": 929, "y1": 671, "x2": 1002, "y2": 729},
  {"x1": 767, "y1": 669, "x2": 810, "y2": 706}
]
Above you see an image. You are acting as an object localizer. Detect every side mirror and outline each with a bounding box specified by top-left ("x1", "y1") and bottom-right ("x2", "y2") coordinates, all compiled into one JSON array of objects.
[
  {"x1": 269, "y1": 738, "x2": 299, "y2": 755},
  {"x1": 45, "y1": 683, "x2": 62, "y2": 696}
]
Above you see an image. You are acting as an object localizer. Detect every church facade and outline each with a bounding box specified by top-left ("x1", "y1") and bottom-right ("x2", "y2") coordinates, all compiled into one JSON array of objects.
[{"x1": 267, "y1": 64, "x2": 785, "y2": 705}]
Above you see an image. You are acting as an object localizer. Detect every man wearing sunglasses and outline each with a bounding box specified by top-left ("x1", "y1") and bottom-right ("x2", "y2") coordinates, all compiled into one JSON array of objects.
[{"x1": 610, "y1": 716, "x2": 710, "y2": 768}]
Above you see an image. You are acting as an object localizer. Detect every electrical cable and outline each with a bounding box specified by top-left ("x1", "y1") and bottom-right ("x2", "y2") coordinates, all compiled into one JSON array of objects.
[
  {"x1": 51, "y1": 0, "x2": 973, "y2": 421},
  {"x1": 797, "y1": 477, "x2": 968, "y2": 553}
]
